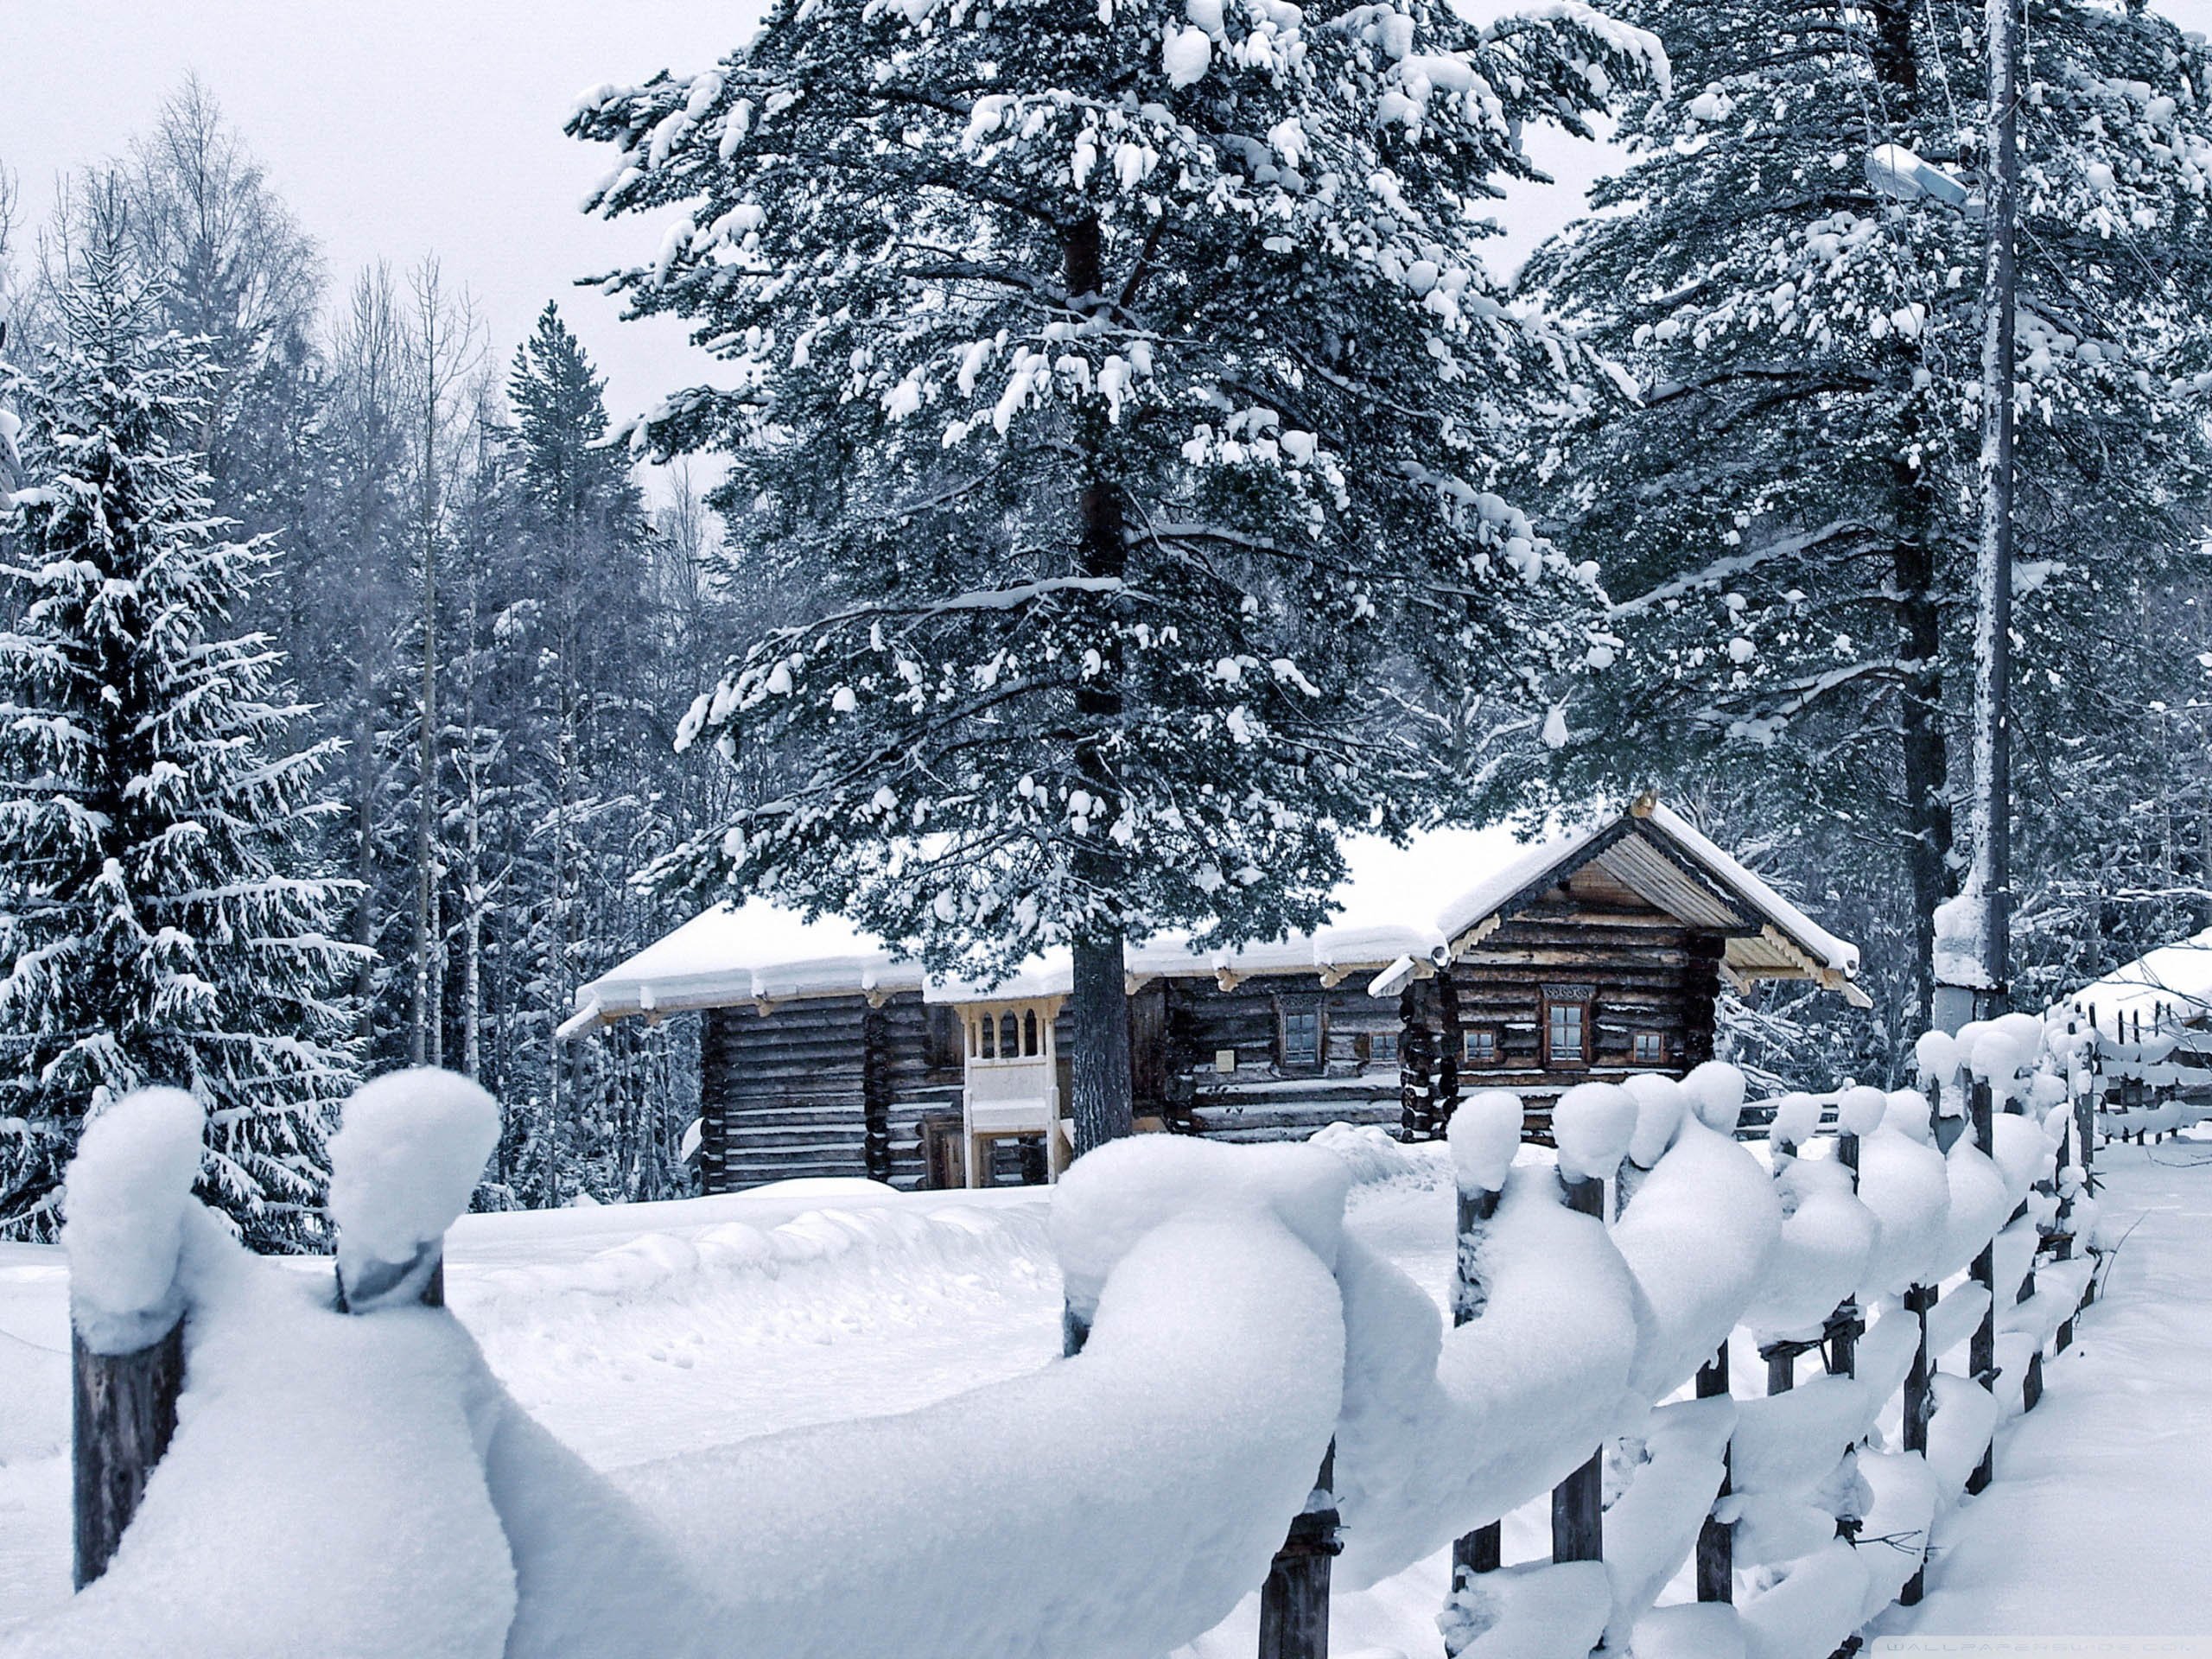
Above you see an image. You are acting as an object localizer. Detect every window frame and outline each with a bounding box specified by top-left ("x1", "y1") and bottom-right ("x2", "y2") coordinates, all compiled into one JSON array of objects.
[
  {"x1": 1631, "y1": 1030, "x2": 1669, "y2": 1068},
  {"x1": 1275, "y1": 999, "x2": 1326, "y2": 1071},
  {"x1": 1365, "y1": 1028, "x2": 1401, "y2": 1067},
  {"x1": 1462, "y1": 1025, "x2": 1502, "y2": 1068},
  {"x1": 1541, "y1": 986, "x2": 1595, "y2": 1070}
]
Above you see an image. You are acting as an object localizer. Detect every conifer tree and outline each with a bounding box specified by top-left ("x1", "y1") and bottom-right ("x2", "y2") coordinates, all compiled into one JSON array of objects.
[
  {"x1": 1524, "y1": 0, "x2": 2212, "y2": 1024},
  {"x1": 569, "y1": 0, "x2": 1657, "y2": 1147},
  {"x1": 0, "y1": 241, "x2": 359, "y2": 1245}
]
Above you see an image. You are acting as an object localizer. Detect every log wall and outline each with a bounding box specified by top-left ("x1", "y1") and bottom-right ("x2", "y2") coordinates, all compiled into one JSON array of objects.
[
  {"x1": 696, "y1": 865, "x2": 1736, "y2": 1191},
  {"x1": 700, "y1": 993, "x2": 963, "y2": 1193}
]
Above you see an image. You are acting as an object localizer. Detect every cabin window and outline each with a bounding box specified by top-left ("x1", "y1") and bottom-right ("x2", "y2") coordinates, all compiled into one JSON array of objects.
[
  {"x1": 1368, "y1": 1029, "x2": 1400, "y2": 1065},
  {"x1": 1633, "y1": 1031, "x2": 1668, "y2": 1067},
  {"x1": 1024, "y1": 1008, "x2": 1040, "y2": 1056},
  {"x1": 1463, "y1": 1027, "x2": 1500, "y2": 1066},
  {"x1": 1541, "y1": 988, "x2": 1593, "y2": 1067},
  {"x1": 1279, "y1": 1006, "x2": 1323, "y2": 1068}
]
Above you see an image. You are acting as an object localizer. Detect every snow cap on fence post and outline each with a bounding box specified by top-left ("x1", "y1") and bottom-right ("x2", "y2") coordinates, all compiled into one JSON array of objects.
[
  {"x1": 1885, "y1": 1089, "x2": 1936, "y2": 1144},
  {"x1": 62, "y1": 1088, "x2": 207, "y2": 1356},
  {"x1": 1768, "y1": 1091, "x2": 1821, "y2": 1153},
  {"x1": 1836, "y1": 1086, "x2": 1888, "y2": 1139},
  {"x1": 1681, "y1": 1061, "x2": 1747, "y2": 1135},
  {"x1": 1447, "y1": 1090, "x2": 1523, "y2": 1195},
  {"x1": 1551, "y1": 1083, "x2": 1636, "y2": 1184},
  {"x1": 328, "y1": 1068, "x2": 499, "y2": 1313},
  {"x1": 1913, "y1": 1029, "x2": 1959, "y2": 1085},
  {"x1": 1621, "y1": 1073, "x2": 1688, "y2": 1168}
]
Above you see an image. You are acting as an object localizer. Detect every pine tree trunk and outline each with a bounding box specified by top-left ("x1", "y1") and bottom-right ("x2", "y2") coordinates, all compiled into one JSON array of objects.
[
  {"x1": 1897, "y1": 524, "x2": 1949, "y2": 1031},
  {"x1": 1062, "y1": 209, "x2": 1136, "y2": 1158},
  {"x1": 1871, "y1": 0, "x2": 1950, "y2": 1031},
  {"x1": 353, "y1": 661, "x2": 379, "y2": 1045},
  {"x1": 1070, "y1": 927, "x2": 1134, "y2": 1155},
  {"x1": 413, "y1": 467, "x2": 438, "y2": 1066}
]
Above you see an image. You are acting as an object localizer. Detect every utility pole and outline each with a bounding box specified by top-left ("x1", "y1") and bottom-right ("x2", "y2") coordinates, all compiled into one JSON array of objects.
[{"x1": 1966, "y1": 0, "x2": 2022, "y2": 1023}]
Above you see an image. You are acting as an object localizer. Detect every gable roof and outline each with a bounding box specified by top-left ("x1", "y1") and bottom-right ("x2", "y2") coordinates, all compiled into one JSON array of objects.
[{"x1": 560, "y1": 795, "x2": 1865, "y2": 1036}]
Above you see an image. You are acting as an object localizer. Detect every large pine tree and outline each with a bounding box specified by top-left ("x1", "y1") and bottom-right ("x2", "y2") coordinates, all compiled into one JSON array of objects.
[
  {"x1": 0, "y1": 242, "x2": 359, "y2": 1245},
  {"x1": 1523, "y1": 0, "x2": 2212, "y2": 1028},
  {"x1": 569, "y1": 0, "x2": 1659, "y2": 1145}
]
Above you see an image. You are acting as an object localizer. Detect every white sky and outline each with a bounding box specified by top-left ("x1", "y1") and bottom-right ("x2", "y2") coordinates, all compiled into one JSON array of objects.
[{"x1": 5, "y1": 0, "x2": 2209, "y2": 450}]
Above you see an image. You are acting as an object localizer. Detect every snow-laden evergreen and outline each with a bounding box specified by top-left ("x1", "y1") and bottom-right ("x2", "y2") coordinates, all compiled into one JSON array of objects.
[
  {"x1": 1523, "y1": 0, "x2": 2212, "y2": 1027},
  {"x1": 0, "y1": 242, "x2": 360, "y2": 1246},
  {"x1": 568, "y1": 0, "x2": 1662, "y2": 1138}
]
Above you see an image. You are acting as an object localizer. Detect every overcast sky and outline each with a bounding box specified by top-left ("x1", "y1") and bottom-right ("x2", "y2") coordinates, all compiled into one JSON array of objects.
[{"x1": 6, "y1": 0, "x2": 2209, "y2": 458}]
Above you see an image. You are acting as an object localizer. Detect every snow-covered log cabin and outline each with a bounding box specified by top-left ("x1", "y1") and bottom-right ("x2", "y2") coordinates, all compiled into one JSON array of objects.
[{"x1": 562, "y1": 796, "x2": 1866, "y2": 1192}]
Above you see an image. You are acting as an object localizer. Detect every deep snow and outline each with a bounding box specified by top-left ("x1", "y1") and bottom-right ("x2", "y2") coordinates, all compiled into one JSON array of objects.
[{"x1": 0, "y1": 1134, "x2": 2205, "y2": 1650}]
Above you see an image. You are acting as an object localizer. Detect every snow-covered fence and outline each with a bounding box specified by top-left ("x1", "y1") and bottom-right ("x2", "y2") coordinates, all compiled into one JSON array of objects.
[
  {"x1": 61, "y1": 1089, "x2": 205, "y2": 1589},
  {"x1": 25, "y1": 1020, "x2": 2123, "y2": 1659}
]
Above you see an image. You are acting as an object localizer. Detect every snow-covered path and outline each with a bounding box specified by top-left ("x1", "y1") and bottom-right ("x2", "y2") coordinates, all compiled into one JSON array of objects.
[{"x1": 1873, "y1": 1132, "x2": 2212, "y2": 1642}]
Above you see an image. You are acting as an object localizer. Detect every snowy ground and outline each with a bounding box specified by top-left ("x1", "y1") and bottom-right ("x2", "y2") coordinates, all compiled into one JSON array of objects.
[{"x1": 2, "y1": 1140, "x2": 2207, "y2": 1649}]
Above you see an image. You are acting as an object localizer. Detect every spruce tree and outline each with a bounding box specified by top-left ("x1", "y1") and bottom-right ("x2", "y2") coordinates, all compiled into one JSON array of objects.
[
  {"x1": 568, "y1": 0, "x2": 1657, "y2": 1147},
  {"x1": 0, "y1": 242, "x2": 359, "y2": 1245},
  {"x1": 1523, "y1": 0, "x2": 2212, "y2": 1026}
]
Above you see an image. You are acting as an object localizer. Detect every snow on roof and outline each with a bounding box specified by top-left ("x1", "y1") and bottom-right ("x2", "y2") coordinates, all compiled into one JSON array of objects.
[
  {"x1": 2056, "y1": 927, "x2": 2212, "y2": 1040},
  {"x1": 1640, "y1": 802, "x2": 1859, "y2": 980},
  {"x1": 563, "y1": 798, "x2": 1861, "y2": 1033}
]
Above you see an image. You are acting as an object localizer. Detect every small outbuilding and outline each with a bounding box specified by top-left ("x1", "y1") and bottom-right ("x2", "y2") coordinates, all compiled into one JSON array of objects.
[
  {"x1": 2053, "y1": 931, "x2": 2212, "y2": 1131},
  {"x1": 563, "y1": 795, "x2": 1866, "y2": 1192}
]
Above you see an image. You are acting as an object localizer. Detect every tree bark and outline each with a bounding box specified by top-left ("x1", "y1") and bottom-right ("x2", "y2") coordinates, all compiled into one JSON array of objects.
[
  {"x1": 1071, "y1": 929, "x2": 1134, "y2": 1154},
  {"x1": 73, "y1": 1322, "x2": 185, "y2": 1590},
  {"x1": 1063, "y1": 210, "x2": 1136, "y2": 1157}
]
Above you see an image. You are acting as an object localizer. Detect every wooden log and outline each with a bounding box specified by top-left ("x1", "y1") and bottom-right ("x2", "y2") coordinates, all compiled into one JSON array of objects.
[
  {"x1": 1827, "y1": 1131, "x2": 1861, "y2": 1382},
  {"x1": 1256, "y1": 1447, "x2": 1340, "y2": 1659},
  {"x1": 1695, "y1": 1343, "x2": 1732, "y2": 1604},
  {"x1": 72, "y1": 1320, "x2": 186, "y2": 1589},
  {"x1": 1551, "y1": 1173, "x2": 1605, "y2": 1566},
  {"x1": 1434, "y1": 967, "x2": 1463, "y2": 1133},
  {"x1": 1763, "y1": 1341, "x2": 1796, "y2": 1395},
  {"x1": 1450, "y1": 1179, "x2": 1504, "y2": 1587},
  {"x1": 1398, "y1": 982, "x2": 1438, "y2": 1142},
  {"x1": 1968, "y1": 1080, "x2": 1997, "y2": 1496},
  {"x1": 861, "y1": 1002, "x2": 894, "y2": 1183}
]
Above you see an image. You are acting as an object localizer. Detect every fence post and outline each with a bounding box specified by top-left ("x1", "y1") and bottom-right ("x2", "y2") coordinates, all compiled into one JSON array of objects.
[
  {"x1": 1551, "y1": 1171, "x2": 1607, "y2": 1566},
  {"x1": 1695, "y1": 1343, "x2": 1732, "y2": 1604},
  {"x1": 1968, "y1": 1079, "x2": 1997, "y2": 1496},
  {"x1": 63, "y1": 1087, "x2": 208, "y2": 1590},
  {"x1": 1447, "y1": 1092, "x2": 1520, "y2": 1592},
  {"x1": 1449, "y1": 1176, "x2": 1506, "y2": 1585},
  {"x1": 72, "y1": 1323, "x2": 185, "y2": 1590},
  {"x1": 328, "y1": 1070, "x2": 499, "y2": 1316},
  {"x1": 1827, "y1": 1128, "x2": 1862, "y2": 1381},
  {"x1": 1256, "y1": 1447, "x2": 1341, "y2": 1659}
]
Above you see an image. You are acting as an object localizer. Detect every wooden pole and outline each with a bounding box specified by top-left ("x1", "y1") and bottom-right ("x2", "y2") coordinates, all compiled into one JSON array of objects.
[
  {"x1": 1256, "y1": 1447, "x2": 1340, "y2": 1659},
  {"x1": 1968, "y1": 1079, "x2": 1998, "y2": 1495},
  {"x1": 1695, "y1": 1343, "x2": 1732, "y2": 1604},
  {"x1": 1898, "y1": 1279, "x2": 1937, "y2": 1606},
  {"x1": 1550, "y1": 1173, "x2": 1606, "y2": 1566},
  {"x1": 1827, "y1": 1131, "x2": 1862, "y2": 1381},
  {"x1": 1450, "y1": 1179, "x2": 1505, "y2": 1588},
  {"x1": 1450, "y1": 1176, "x2": 1505, "y2": 1576},
  {"x1": 71, "y1": 1321, "x2": 186, "y2": 1589}
]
